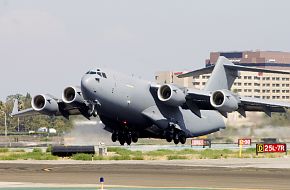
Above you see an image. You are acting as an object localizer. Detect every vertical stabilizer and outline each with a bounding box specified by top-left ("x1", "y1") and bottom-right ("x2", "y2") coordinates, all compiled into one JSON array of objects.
[
  {"x1": 204, "y1": 56, "x2": 238, "y2": 91},
  {"x1": 11, "y1": 99, "x2": 19, "y2": 116}
]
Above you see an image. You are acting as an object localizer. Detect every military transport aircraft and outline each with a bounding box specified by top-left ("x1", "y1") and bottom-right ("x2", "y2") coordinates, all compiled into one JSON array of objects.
[{"x1": 11, "y1": 57, "x2": 290, "y2": 145}]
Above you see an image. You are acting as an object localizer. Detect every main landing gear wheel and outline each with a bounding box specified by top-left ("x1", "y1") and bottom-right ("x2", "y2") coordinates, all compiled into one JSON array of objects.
[
  {"x1": 111, "y1": 132, "x2": 118, "y2": 142},
  {"x1": 125, "y1": 133, "x2": 132, "y2": 145},
  {"x1": 118, "y1": 132, "x2": 125, "y2": 145},
  {"x1": 132, "y1": 133, "x2": 139, "y2": 143},
  {"x1": 179, "y1": 134, "x2": 186, "y2": 144},
  {"x1": 119, "y1": 138, "x2": 125, "y2": 146},
  {"x1": 165, "y1": 133, "x2": 173, "y2": 143}
]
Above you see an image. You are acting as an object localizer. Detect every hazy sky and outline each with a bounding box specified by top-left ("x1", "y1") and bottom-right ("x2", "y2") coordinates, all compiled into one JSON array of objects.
[{"x1": 0, "y1": 0, "x2": 290, "y2": 101}]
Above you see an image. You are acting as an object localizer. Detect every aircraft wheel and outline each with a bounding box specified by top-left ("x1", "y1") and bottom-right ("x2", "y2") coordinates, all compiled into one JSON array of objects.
[
  {"x1": 132, "y1": 133, "x2": 138, "y2": 143},
  {"x1": 125, "y1": 133, "x2": 132, "y2": 145},
  {"x1": 173, "y1": 138, "x2": 179, "y2": 145},
  {"x1": 111, "y1": 132, "x2": 118, "y2": 142},
  {"x1": 119, "y1": 139, "x2": 125, "y2": 145},
  {"x1": 179, "y1": 134, "x2": 186, "y2": 144},
  {"x1": 92, "y1": 111, "x2": 98, "y2": 117},
  {"x1": 165, "y1": 133, "x2": 173, "y2": 142},
  {"x1": 118, "y1": 132, "x2": 125, "y2": 146},
  {"x1": 126, "y1": 138, "x2": 132, "y2": 145}
]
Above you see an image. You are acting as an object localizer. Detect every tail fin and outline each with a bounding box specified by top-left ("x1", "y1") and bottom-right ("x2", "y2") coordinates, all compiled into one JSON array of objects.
[
  {"x1": 203, "y1": 57, "x2": 237, "y2": 91},
  {"x1": 11, "y1": 99, "x2": 19, "y2": 116},
  {"x1": 178, "y1": 56, "x2": 290, "y2": 91}
]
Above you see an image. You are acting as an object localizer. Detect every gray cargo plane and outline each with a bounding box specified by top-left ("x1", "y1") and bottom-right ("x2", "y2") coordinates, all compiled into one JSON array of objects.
[{"x1": 11, "y1": 57, "x2": 290, "y2": 145}]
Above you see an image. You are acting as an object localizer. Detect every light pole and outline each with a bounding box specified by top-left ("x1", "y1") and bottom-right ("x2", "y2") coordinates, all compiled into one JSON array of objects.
[{"x1": 0, "y1": 111, "x2": 7, "y2": 137}]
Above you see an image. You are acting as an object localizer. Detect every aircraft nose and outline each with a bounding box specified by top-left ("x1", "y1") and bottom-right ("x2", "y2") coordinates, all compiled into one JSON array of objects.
[{"x1": 81, "y1": 75, "x2": 94, "y2": 99}]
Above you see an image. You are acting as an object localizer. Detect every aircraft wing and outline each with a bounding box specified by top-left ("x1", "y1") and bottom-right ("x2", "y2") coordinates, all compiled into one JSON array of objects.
[
  {"x1": 238, "y1": 96, "x2": 290, "y2": 116},
  {"x1": 185, "y1": 90, "x2": 290, "y2": 117},
  {"x1": 11, "y1": 108, "x2": 40, "y2": 117},
  {"x1": 11, "y1": 99, "x2": 91, "y2": 119}
]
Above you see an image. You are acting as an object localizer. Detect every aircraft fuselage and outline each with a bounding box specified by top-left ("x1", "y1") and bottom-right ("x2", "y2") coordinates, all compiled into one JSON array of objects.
[{"x1": 81, "y1": 69, "x2": 226, "y2": 138}]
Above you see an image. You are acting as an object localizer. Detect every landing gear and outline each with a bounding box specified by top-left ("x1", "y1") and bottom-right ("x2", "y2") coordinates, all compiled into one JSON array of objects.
[
  {"x1": 132, "y1": 132, "x2": 139, "y2": 143},
  {"x1": 125, "y1": 133, "x2": 132, "y2": 145},
  {"x1": 165, "y1": 123, "x2": 187, "y2": 145},
  {"x1": 165, "y1": 132, "x2": 173, "y2": 142},
  {"x1": 111, "y1": 132, "x2": 118, "y2": 142},
  {"x1": 118, "y1": 132, "x2": 125, "y2": 145},
  {"x1": 173, "y1": 133, "x2": 180, "y2": 145},
  {"x1": 114, "y1": 130, "x2": 138, "y2": 145},
  {"x1": 179, "y1": 134, "x2": 186, "y2": 144}
]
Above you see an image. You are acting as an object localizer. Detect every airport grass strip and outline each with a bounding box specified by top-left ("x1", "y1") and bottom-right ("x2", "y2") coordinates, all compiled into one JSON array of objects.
[{"x1": 0, "y1": 147, "x2": 289, "y2": 160}]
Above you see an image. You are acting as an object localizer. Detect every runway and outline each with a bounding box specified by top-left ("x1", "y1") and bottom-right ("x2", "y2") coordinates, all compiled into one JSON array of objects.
[{"x1": 0, "y1": 159, "x2": 290, "y2": 189}]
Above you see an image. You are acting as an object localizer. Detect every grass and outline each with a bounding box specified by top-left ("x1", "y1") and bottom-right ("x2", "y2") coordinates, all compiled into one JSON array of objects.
[
  {"x1": 0, "y1": 146, "x2": 288, "y2": 161},
  {"x1": 0, "y1": 148, "x2": 9, "y2": 153},
  {"x1": 72, "y1": 153, "x2": 93, "y2": 161},
  {"x1": 0, "y1": 152, "x2": 57, "y2": 160},
  {"x1": 167, "y1": 155, "x2": 187, "y2": 160},
  {"x1": 146, "y1": 149, "x2": 175, "y2": 156}
]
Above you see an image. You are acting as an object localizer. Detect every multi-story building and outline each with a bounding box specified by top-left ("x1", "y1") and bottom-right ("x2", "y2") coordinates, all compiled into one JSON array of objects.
[{"x1": 155, "y1": 51, "x2": 290, "y2": 126}]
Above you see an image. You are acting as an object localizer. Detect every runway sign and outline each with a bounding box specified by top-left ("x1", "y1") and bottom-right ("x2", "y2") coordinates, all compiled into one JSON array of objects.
[
  {"x1": 256, "y1": 143, "x2": 287, "y2": 155},
  {"x1": 238, "y1": 138, "x2": 251, "y2": 146},
  {"x1": 191, "y1": 139, "x2": 211, "y2": 148},
  {"x1": 191, "y1": 139, "x2": 205, "y2": 146}
]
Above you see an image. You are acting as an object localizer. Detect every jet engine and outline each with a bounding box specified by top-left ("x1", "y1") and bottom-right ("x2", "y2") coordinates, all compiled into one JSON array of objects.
[
  {"x1": 210, "y1": 90, "x2": 239, "y2": 113},
  {"x1": 32, "y1": 94, "x2": 59, "y2": 115},
  {"x1": 62, "y1": 86, "x2": 85, "y2": 106},
  {"x1": 157, "y1": 84, "x2": 186, "y2": 107}
]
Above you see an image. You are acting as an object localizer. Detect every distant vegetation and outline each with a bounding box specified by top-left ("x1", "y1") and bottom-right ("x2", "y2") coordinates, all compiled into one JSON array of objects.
[{"x1": 0, "y1": 93, "x2": 73, "y2": 135}]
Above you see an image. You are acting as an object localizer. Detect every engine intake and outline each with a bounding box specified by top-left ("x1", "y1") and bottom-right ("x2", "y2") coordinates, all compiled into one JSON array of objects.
[
  {"x1": 32, "y1": 94, "x2": 59, "y2": 114},
  {"x1": 62, "y1": 86, "x2": 85, "y2": 105},
  {"x1": 210, "y1": 90, "x2": 239, "y2": 113},
  {"x1": 157, "y1": 84, "x2": 186, "y2": 107}
]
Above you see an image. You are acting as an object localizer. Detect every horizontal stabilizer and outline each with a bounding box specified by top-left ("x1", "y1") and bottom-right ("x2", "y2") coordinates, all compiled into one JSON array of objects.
[{"x1": 178, "y1": 57, "x2": 290, "y2": 78}]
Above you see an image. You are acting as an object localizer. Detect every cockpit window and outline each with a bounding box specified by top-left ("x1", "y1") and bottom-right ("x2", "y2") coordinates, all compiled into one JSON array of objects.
[
  {"x1": 97, "y1": 72, "x2": 102, "y2": 77},
  {"x1": 86, "y1": 70, "x2": 97, "y2": 74},
  {"x1": 86, "y1": 70, "x2": 107, "y2": 78}
]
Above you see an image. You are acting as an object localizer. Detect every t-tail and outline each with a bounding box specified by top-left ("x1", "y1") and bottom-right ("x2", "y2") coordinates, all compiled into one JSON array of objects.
[{"x1": 178, "y1": 56, "x2": 290, "y2": 91}]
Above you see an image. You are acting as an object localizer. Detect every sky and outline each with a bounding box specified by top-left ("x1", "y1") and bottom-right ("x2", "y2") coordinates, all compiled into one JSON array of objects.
[{"x1": 0, "y1": 0, "x2": 290, "y2": 101}]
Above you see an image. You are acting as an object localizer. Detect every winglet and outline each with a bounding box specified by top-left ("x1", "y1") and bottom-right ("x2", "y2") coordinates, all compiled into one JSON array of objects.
[{"x1": 11, "y1": 99, "x2": 19, "y2": 117}]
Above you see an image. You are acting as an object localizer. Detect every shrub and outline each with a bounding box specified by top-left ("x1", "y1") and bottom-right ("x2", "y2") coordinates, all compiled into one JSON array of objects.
[{"x1": 32, "y1": 148, "x2": 42, "y2": 153}]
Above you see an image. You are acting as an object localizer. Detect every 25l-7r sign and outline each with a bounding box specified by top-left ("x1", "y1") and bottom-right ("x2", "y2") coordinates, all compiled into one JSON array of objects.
[{"x1": 256, "y1": 144, "x2": 287, "y2": 155}]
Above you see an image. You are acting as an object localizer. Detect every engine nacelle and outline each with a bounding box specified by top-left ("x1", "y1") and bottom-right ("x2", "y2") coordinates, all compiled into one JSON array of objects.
[
  {"x1": 210, "y1": 90, "x2": 239, "y2": 113},
  {"x1": 31, "y1": 94, "x2": 59, "y2": 115},
  {"x1": 157, "y1": 84, "x2": 186, "y2": 107},
  {"x1": 62, "y1": 86, "x2": 85, "y2": 105}
]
